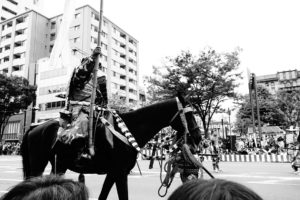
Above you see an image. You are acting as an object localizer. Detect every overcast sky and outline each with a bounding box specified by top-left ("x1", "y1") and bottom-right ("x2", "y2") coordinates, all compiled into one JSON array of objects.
[{"x1": 41, "y1": 0, "x2": 300, "y2": 95}]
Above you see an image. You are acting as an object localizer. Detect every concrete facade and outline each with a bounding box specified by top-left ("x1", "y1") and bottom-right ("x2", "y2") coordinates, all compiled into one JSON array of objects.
[
  {"x1": 256, "y1": 70, "x2": 300, "y2": 94},
  {"x1": 0, "y1": 5, "x2": 141, "y2": 141}
]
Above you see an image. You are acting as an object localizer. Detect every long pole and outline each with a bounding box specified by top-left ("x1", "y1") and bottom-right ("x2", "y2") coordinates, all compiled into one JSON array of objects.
[
  {"x1": 253, "y1": 74, "x2": 262, "y2": 140},
  {"x1": 89, "y1": 0, "x2": 104, "y2": 156},
  {"x1": 23, "y1": 110, "x2": 27, "y2": 135},
  {"x1": 249, "y1": 74, "x2": 256, "y2": 137}
]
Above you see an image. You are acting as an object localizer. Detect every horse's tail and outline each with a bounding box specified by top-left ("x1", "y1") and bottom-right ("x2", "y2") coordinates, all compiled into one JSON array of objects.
[{"x1": 21, "y1": 130, "x2": 30, "y2": 180}]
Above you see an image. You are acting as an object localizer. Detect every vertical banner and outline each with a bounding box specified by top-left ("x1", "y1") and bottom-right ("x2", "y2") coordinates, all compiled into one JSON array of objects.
[{"x1": 48, "y1": 0, "x2": 76, "y2": 69}]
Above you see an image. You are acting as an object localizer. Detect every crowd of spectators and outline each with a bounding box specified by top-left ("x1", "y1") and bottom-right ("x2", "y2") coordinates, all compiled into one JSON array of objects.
[
  {"x1": 234, "y1": 133, "x2": 299, "y2": 157},
  {"x1": 0, "y1": 142, "x2": 21, "y2": 155}
]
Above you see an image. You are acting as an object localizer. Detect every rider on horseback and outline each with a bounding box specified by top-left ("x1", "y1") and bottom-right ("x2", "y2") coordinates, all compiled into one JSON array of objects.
[{"x1": 57, "y1": 47, "x2": 108, "y2": 146}]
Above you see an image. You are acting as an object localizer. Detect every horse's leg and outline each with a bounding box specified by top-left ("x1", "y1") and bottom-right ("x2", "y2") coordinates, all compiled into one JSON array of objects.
[
  {"x1": 115, "y1": 173, "x2": 129, "y2": 200},
  {"x1": 49, "y1": 154, "x2": 67, "y2": 176},
  {"x1": 28, "y1": 155, "x2": 48, "y2": 177},
  {"x1": 98, "y1": 173, "x2": 115, "y2": 200}
]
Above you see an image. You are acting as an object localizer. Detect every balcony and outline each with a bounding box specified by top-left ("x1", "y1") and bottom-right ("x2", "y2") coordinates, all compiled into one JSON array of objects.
[
  {"x1": 12, "y1": 57, "x2": 25, "y2": 66},
  {"x1": 16, "y1": 22, "x2": 28, "y2": 30},
  {"x1": 1, "y1": 26, "x2": 13, "y2": 36},
  {"x1": 1, "y1": 49, "x2": 11, "y2": 57},
  {"x1": 13, "y1": 46, "x2": 26, "y2": 54},
  {"x1": 15, "y1": 34, "x2": 27, "y2": 42},
  {"x1": 11, "y1": 70, "x2": 25, "y2": 77},
  {"x1": 1, "y1": 38, "x2": 11, "y2": 47}
]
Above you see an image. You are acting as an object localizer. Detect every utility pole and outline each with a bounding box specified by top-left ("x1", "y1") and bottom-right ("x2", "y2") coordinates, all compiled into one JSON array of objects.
[
  {"x1": 221, "y1": 118, "x2": 225, "y2": 139},
  {"x1": 249, "y1": 73, "x2": 256, "y2": 136},
  {"x1": 253, "y1": 74, "x2": 262, "y2": 140}
]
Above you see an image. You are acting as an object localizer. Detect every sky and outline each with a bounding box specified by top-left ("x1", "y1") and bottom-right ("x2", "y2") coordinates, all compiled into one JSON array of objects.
[{"x1": 40, "y1": 0, "x2": 300, "y2": 96}]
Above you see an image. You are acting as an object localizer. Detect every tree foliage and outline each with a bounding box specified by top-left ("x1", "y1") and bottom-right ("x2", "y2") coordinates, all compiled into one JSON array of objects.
[
  {"x1": 276, "y1": 90, "x2": 300, "y2": 127},
  {"x1": 0, "y1": 74, "x2": 36, "y2": 140},
  {"x1": 108, "y1": 92, "x2": 137, "y2": 113},
  {"x1": 235, "y1": 85, "x2": 285, "y2": 134},
  {"x1": 146, "y1": 47, "x2": 243, "y2": 138}
]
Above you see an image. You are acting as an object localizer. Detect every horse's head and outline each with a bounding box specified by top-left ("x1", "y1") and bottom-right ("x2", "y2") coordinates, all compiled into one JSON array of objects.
[{"x1": 169, "y1": 94, "x2": 202, "y2": 150}]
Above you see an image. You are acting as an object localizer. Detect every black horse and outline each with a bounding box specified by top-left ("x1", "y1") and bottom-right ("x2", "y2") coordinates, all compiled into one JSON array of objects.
[{"x1": 21, "y1": 95, "x2": 201, "y2": 200}]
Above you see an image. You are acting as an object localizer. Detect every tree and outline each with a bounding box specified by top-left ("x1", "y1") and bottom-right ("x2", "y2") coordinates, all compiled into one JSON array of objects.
[
  {"x1": 0, "y1": 74, "x2": 36, "y2": 141},
  {"x1": 235, "y1": 85, "x2": 285, "y2": 135},
  {"x1": 108, "y1": 92, "x2": 137, "y2": 113},
  {"x1": 276, "y1": 90, "x2": 300, "y2": 128},
  {"x1": 147, "y1": 47, "x2": 243, "y2": 138}
]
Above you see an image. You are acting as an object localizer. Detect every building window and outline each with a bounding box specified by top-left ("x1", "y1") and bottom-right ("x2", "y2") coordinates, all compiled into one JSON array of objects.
[
  {"x1": 3, "y1": 56, "x2": 9, "y2": 62},
  {"x1": 75, "y1": 13, "x2": 80, "y2": 19},
  {"x1": 51, "y1": 21, "x2": 56, "y2": 29},
  {"x1": 5, "y1": 33, "x2": 12, "y2": 39},
  {"x1": 6, "y1": 121, "x2": 20, "y2": 136},
  {"x1": 101, "y1": 31, "x2": 107, "y2": 38},
  {"x1": 1, "y1": 17, "x2": 6, "y2": 21},
  {"x1": 7, "y1": 0, "x2": 18, "y2": 5},
  {"x1": 50, "y1": 33, "x2": 55, "y2": 41},
  {"x1": 120, "y1": 75, "x2": 126, "y2": 80},
  {"x1": 45, "y1": 101, "x2": 66, "y2": 110},
  {"x1": 49, "y1": 45, "x2": 54, "y2": 53},
  {"x1": 129, "y1": 88, "x2": 137, "y2": 95},
  {"x1": 120, "y1": 32, "x2": 126, "y2": 39},
  {"x1": 12, "y1": 65, "x2": 23, "y2": 71},
  {"x1": 101, "y1": 42, "x2": 107, "y2": 50},
  {"x1": 101, "y1": 55, "x2": 107, "y2": 61},
  {"x1": 91, "y1": 36, "x2": 97, "y2": 44},
  {"x1": 2, "y1": 6, "x2": 17, "y2": 15},
  {"x1": 16, "y1": 16, "x2": 27, "y2": 24},
  {"x1": 15, "y1": 28, "x2": 26, "y2": 36},
  {"x1": 74, "y1": 25, "x2": 80, "y2": 31},
  {"x1": 120, "y1": 85, "x2": 126, "y2": 90},
  {"x1": 7, "y1": 21, "x2": 13, "y2": 28},
  {"x1": 14, "y1": 41, "x2": 25, "y2": 47},
  {"x1": 73, "y1": 37, "x2": 79, "y2": 43},
  {"x1": 4, "y1": 45, "x2": 10, "y2": 51},
  {"x1": 120, "y1": 53, "x2": 126, "y2": 59},
  {"x1": 120, "y1": 64, "x2": 126, "y2": 70}
]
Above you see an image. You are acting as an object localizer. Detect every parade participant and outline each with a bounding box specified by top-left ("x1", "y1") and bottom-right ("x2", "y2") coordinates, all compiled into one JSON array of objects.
[
  {"x1": 211, "y1": 140, "x2": 221, "y2": 173},
  {"x1": 57, "y1": 46, "x2": 108, "y2": 148},
  {"x1": 167, "y1": 178, "x2": 263, "y2": 200},
  {"x1": 291, "y1": 150, "x2": 300, "y2": 174},
  {"x1": 1, "y1": 175, "x2": 89, "y2": 200}
]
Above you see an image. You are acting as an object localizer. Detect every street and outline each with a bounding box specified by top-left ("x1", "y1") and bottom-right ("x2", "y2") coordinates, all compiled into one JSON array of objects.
[{"x1": 0, "y1": 156, "x2": 300, "y2": 200}]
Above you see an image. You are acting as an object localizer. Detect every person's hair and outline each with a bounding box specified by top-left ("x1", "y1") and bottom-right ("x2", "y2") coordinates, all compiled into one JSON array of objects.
[
  {"x1": 0, "y1": 175, "x2": 89, "y2": 200},
  {"x1": 168, "y1": 178, "x2": 263, "y2": 200}
]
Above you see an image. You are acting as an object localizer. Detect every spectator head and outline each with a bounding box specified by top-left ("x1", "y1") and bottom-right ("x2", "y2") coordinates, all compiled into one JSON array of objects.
[
  {"x1": 168, "y1": 178, "x2": 263, "y2": 200},
  {"x1": 1, "y1": 175, "x2": 89, "y2": 200}
]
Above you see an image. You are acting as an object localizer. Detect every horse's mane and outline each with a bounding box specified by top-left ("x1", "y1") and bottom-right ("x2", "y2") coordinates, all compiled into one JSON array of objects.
[{"x1": 120, "y1": 98, "x2": 176, "y2": 122}]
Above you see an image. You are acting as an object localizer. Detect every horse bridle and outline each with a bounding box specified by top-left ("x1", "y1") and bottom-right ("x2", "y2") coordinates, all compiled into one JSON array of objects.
[{"x1": 169, "y1": 97, "x2": 199, "y2": 142}]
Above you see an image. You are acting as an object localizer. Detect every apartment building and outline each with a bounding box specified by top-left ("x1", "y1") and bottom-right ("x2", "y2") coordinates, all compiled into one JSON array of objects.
[
  {"x1": 256, "y1": 70, "x2": 300, "y2": 94},
  {"x1": 0, "y1": 5, "x2": 141, "y2": 141},
  {"x1": 36, "y1": 5, "x2": 140, "y2": 122},
  {"x1": 0, "y1": 0, "x2": 41, "y2": 22}
]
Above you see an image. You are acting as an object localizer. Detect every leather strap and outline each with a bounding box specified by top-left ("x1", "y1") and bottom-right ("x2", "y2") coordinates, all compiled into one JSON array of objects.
[{"x1": 100, "y1": 117, "x2": 130, "y2": 146}]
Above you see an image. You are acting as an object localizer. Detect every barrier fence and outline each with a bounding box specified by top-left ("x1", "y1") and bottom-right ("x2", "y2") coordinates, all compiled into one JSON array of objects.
[{"x1": 138, "y1": 149, "x2": 292, "y2": 163}]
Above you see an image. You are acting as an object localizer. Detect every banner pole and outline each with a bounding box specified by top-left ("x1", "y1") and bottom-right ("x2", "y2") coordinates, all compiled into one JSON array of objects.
[{"x1": 89, "y1": 0, "x2": 104, "y2": 156}]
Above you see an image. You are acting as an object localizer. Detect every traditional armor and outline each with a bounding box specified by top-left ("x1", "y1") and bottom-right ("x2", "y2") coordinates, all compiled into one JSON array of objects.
[{"x1": 58, "y1": 47, "x2": 108, "y2": 144}]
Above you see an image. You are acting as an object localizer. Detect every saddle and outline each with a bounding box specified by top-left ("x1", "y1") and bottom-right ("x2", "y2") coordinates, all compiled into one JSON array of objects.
[{"x1": 52, "y1": 110, "x2": 115, "y2": 173}]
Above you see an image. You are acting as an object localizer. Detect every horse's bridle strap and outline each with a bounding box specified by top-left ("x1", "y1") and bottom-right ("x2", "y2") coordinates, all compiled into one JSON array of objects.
[
  {"x1": 99, "y1": 117, "x2": 130, "y2": 146},
  {"x1": 175, "y1": 97, "x2": 189, "y2": 138}
]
